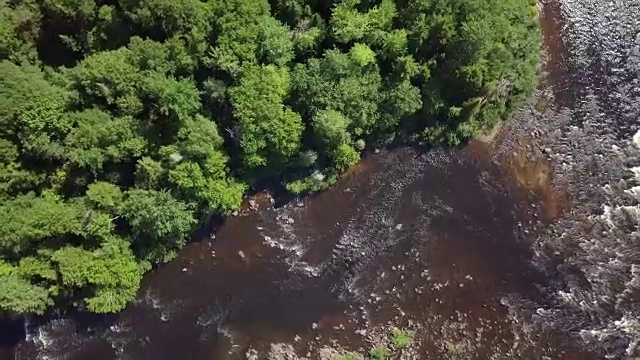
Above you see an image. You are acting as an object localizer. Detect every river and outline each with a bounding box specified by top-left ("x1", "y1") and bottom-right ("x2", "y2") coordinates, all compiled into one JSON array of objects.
[{"x1": 3, "y1": 0, "x2": 640, "y2": 359}]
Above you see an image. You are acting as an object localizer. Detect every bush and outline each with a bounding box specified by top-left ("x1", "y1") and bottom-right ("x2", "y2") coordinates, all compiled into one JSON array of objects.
[
  {"x1": 390, "y1": 328, "x2": 413, "y2": 348},
  {"x1": 369, "y1": 346, "x2": 390, "y2": 360}
]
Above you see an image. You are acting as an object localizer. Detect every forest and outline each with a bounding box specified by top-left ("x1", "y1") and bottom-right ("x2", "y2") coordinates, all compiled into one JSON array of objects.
[{"x1": 0, "y1": 0, "x2": 539, "y2": 316}]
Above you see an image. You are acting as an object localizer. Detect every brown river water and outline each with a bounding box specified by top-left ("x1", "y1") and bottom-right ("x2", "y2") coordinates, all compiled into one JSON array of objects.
[{"x1": 3, "y1": 0, "x2": 640, "y2": 359}]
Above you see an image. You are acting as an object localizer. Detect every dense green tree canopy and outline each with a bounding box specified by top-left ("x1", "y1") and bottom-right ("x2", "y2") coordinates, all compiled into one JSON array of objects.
[{"x1": 0, "y1": 0, "x2": 539, "y2": 316}]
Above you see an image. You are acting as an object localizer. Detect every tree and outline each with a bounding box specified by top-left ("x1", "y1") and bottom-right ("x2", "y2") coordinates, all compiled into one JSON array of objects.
[
  {"x1": 331, "y1": 0, "x2": 371, "y2": 43},
  {"x1": 173, "y1": 115, "x2": 225, "y2": 161},
  {"x1": 17, "y1": 256, "x2": 57, "y2": 282},
  {"x1": 331, "y1": 0, "x2": 397, "y2": 45},
  {"x1": 0, "y1": 0, "x2": 40, "y2": 64},
  {"x1": 69, "y1": 48, "x2": 142, "y2": 114},
  {"x1": 229, "y1": 65, "x2": 304, "y2": 170},
  {"x1": 349, "y1": 43, "x2": 376, "y2": 67},
  {"x1": 120, "y1": 0, "x2": 212, "y2": 59},
  {"x1": 398, "y1": 0, "x2": 540, "y2": 143},
  {"x1": 134, "y1": 156, "x2": 165, "y2": 189},
  {"x1": 0, "y1": 61, "x2": 69, "y2": 158},
  {"x1": 378, "y1": 80, "x2": 422, "y2": 137},
  {"x1": 119, "y1": 189, "x2": 195, "y2": 263},
  {"x1": 0, "y1": 273, "x2": 51, "y2": 315},
  {"x1": 257, "y1": 16, "x2": 294, "y2": 66},
  {"x1": 208, "y1": 0, "x2": 270, "y2": 75},
  {"x1": 291, "y1": 48, "x2": 383, "y2": 140},
  {"x1": 51, "y1": 238, "x2": 142, "y2": 313},
  {"x1": 0, "y1": 192, "x2": 83, "y2": 255},
  {"x1": 147, "y1": 75, "x2": 200, "y2": 118},
  {"x1": 312, "y1": 109, "x2": 351, "y2": 148},
  {"x1": 64, "y1": 109, "x2": 146, "y2": 173},
  {"x1": 42, "y1": 0, "x2": 96, "y2": 19},
  {"x1": 85, "y1": 181, "x2": 123, "y2": 211},
  {"x1": 331, "y1": 144, "x2": 360, "y2": 171},
  {"x1": 293, "y1": 20, "x2": 325, "y2": 56},
  {"x1": 127, "y1": 36, "x2": 195, "y2": 75},
  {"x1": 168, "y1": 159, "x2": 245, "y2": 215},
  {"x1": 0, "y1": 138, "x2": 44, "y2": 196}
]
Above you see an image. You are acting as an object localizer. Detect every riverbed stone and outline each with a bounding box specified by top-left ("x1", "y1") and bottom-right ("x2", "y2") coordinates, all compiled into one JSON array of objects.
[
  {"x1": 267, "y1": 344, "x2": 301, "y2": 360},
  {"x1": 246, "y1": 348, "x2": 258, "y2": 360}
]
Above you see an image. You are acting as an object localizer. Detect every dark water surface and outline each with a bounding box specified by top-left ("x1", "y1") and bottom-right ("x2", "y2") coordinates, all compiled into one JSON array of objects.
[
  {"x1": 9, "y1": 146, "x2": 585, "y2": 360},
  {"x1": 5, "y1": 0, "x2": 640, "y2": 358}
]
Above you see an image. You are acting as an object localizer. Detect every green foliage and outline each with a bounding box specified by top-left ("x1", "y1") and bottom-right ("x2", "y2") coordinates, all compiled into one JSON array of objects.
[
  {"x1": 332, "y1": 144, "x2": 360, "y2": 171},
  {"x1": 313, "y1": 109, "x2": 351, "y2": 148},
  {"x1": 229, "y1": 65, "x2": 303, "y2": 170},
  {"x1": 127, "y1": 37, "x2": 195, "y2": 75},
  {"x1": 285, "y1": 171, "x2": 332, "y2": 195},
  {"x1": 294, "y1": 25, "x2": 325, "y2": 56},
  {"x1": 208, "y1": 0, "x2": 270, "y2": 75},
  {"x1": 135, "y1": 156, "x2": 165, "y2": 189},
  {"x1": 390, "y1": 328, "x2": 413, "y2": 348},
  {"x1": 398, "y1": 0, "x2": 540, "y2": 143},
  {"x1": 141, "y1": 73, "x2": 201, "y2": 123},
  {"x1": 168, "y1": 159, "x2": 246, "y2": 215},
  {"x1": 120, "y1": 189, "x2": 195, "y2": 263},
  {"x1": 0, "y1": 0, "x2": 40, "y2": 63},
  {"x1": 120, "y1": 0, "x2": 211, "y2": 58},
  {"x1": 0, "y1": 260, "x2": 13, "y2": 276},
  {"x1": 0, "y1": 274, "x2": 51, "y2": 315},
  {"x1": 349, "y1": 43, "x2": 376, "y2": 67},
  {"x1": 369, "y1": 346, "x2": 390, "y2": 360},
  {"x1": 64, "y1": 109, "x2": 146, "y2": 172},
  {"x1": 0, "y1": 193, "x2": 84, "y2": 254},
  {"x1": 331, "y1": 0, "x2": 397, "y2": 45},
  {"x1": 174, "y1": 115, "x2": 225, "y2": 161},
  {"x1": 42, "y1": 0, "x2": 96, "y2": 19},
  {"x1": 52, "y1": 238, "x2": 142, "y2": 313},
  {"x1": 331, "y1": 0, "x2": 371, "y2": 44},
  {"x1": 0, "y1": 0, "x2": 539, "y2": 315},
  {"x1": 257, "y1": 16, "x2": 295, "y2": 66},
  {"x1": 17, "y1": 257, "x2": 57, "y2": 281},
  {"x1": 0, "y1": 61, "x2": 69, "y2": 157},
  {"x1": 86, "y1": 182, "x2": 123, "y2": 210},
  {"x1": 69, "y1": 49, "x2": 141, "y2": 113},
  {"x1": 291, "y1": 49, "x2": 383, "y2": 139}
]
